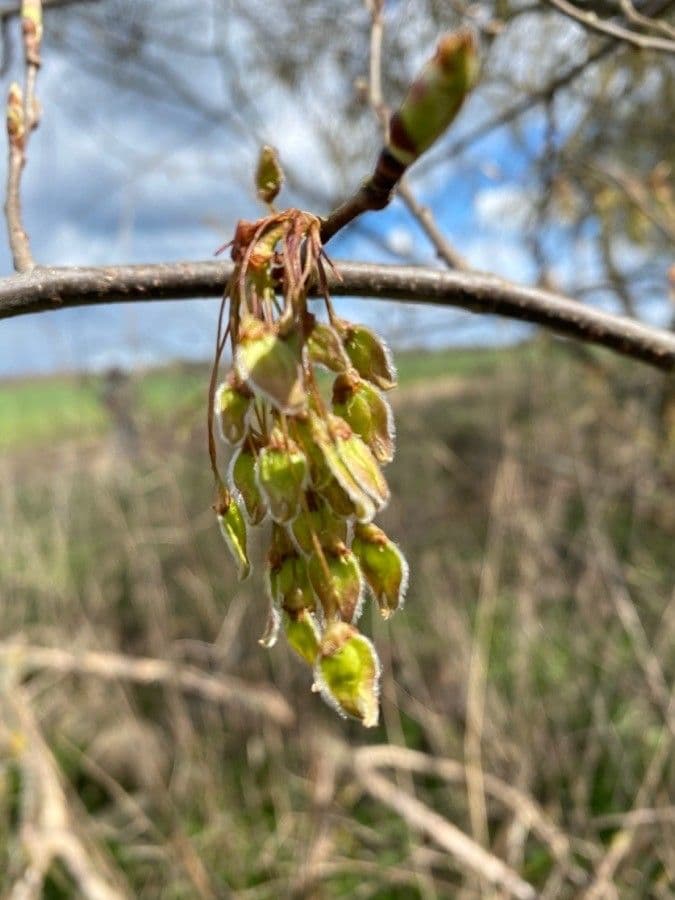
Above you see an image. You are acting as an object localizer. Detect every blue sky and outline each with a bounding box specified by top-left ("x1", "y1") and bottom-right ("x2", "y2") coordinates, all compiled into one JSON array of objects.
[{"x1": 0, "y1": 10, "x2": 668, "y2": 378}]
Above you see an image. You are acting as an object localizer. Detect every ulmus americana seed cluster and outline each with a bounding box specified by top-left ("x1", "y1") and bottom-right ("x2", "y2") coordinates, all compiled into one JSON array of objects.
[
  {"x1": 210, "y1": 30, "x2": 478, "y2": 726},
  {"x1": 212, "y1": 196, "x2": 406, "y2": 728}
]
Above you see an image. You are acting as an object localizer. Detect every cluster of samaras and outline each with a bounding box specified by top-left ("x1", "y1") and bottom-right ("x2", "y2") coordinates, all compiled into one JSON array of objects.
[{"x1": 214, "y1": 208, "x2": 407, "y2": 727}]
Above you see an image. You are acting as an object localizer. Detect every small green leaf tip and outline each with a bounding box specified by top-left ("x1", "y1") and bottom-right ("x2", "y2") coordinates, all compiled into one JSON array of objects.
[
  {"x1": 255, "y1": 145, "x2": 284, "y2": 206},
  {"x1": 216, "y1": 487, "x2": 250, "y2": 581},
  {"x1": 316, "y1": 622, "x2": 381, "y2": 727},
  {"x1": 388, "y1": 29, "x2": 479, "y2": 167}
]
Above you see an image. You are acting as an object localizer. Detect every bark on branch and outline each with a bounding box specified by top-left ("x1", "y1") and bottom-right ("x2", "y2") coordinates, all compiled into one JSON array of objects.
[{"x1": 0, "y1": 259, "x2": 674, "y2": 370}]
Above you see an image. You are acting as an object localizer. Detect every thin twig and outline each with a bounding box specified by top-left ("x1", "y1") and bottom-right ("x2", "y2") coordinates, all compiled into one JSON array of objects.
[
  {"x1": 396, "y1": 179, "x2": 469, "y2": 269},
  {"x1": 4, "y1": 0, "x2": 42, "y2": 271},
  {"x1": 351, "y1": 755, "x2": 538, "y2": 899},
  {"x1": 545, "y1": 0, "x2": 675, "y2": 52},
  {"x1": 618, "y1": 0, "x2": 675, "y2": 39},
  {"x1": 2, "y1": 684, "x2": 129, "y2": 900},
  {"x1": 0, "y1": 642, "x2": 295, "y2": 726},
  {"x1": 0, "y1": 260, "x2": 674, "y2": 369}
]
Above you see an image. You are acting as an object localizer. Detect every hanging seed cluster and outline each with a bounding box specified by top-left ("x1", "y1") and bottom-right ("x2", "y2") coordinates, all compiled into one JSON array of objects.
[
  {"x1": 211, "y1": 156, "x2": 407, "y2": 727},
  {"x1": 211, "y1": 31, "x2": 479, "y2": 727}
]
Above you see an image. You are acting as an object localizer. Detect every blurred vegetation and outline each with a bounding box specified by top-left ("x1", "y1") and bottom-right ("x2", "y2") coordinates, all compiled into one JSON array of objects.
[{"x1": 1, "y1": 342, "x2": 674, "y2": 897}]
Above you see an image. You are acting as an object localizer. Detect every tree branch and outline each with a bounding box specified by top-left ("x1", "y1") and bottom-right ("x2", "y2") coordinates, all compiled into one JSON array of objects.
[
  {"x1": 0, "y1": 259, "x2": 674, "y2": 369},
  {"x1": 544, "y1": 0, "x2": 675, "y2": 52}
]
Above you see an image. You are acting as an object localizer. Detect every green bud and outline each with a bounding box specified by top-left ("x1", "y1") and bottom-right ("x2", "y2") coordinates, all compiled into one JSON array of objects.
[
  {"x1": 283, "y1": 609, "x2": 321, "y2": 665},
  {"x1": 256, "y1": 429, "x2": 308, "y2": 523},
  {"x1": 388, "y1": 30, "x2": 479, "y2": 167},
  {"x1": 235, "y1": 315, "x2": 307, "y2": 415},
  {"x1": 352, "y1": 523, "x2": 409, "y2": 618},
  {"x1": 307, "y1": 321, "x2": 350, "y2": 372},
  {"x1": 332, "y1": 371, "x2": 394, "y2": 464},
  {"x1": 336, "y1": 320, "x2": 397, "y2": 391},
  {"x1": 307, "y1": 544, "x2": 364, "y2": 623},
  {"x1": 216, "y1": 490, "x2": 250, "y2": 581},
  {"x1": 216, "y1": 373, "x2": 252, "y2": 445},
  {"x1": 290, "y1": 492, "x2": 348, "y2": 555},
  {"x1": 255, "y1": 145, "x2": 284, "y2": 206},
  {"x1": 315, "y1": 622, "x2": 380, "y2": 727},
  {"x1": 329, "y1": 415, "x2": 390, "y2": 510},
  {"x1": 229, "y1": 443, "x2": 267, "y2": 525}
]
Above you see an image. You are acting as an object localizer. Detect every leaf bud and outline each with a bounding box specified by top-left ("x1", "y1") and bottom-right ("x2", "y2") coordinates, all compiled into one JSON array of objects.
[
  {"x1": 255, "y1": 145, "x2": 284, "y2": 206},
  {"x1": 388, "y1": 29, "x2": 478, "y2": 167}
]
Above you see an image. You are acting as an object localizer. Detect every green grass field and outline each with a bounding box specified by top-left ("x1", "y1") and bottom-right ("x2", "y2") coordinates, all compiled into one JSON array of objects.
[{"x1": 1, "y1": 339, "x2": 673, "y2": 898}]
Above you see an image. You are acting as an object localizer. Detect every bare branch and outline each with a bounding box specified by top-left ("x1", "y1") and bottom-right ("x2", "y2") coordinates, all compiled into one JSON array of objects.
[
  {"x1": 351, "y1": 753, "x2": 538, "y2": 899},
  {"x1": 0, "y1": 642, "x2": 296, "y2": 727},
  {"x1": 3, "y1": 0, "x2": 43, "y2": 272},
  {"x1": 0, "y1": 0, "x2": 89, "y2": 19},
  {"x1": 545, "y1": 0, "x2": 675, "y2": 52},
  {"x1": 0, "y1": 259, "x2": 674, "y2": 369},
  {"x1": 618, "y1": 0, "x2": 675, "y2": 39},
  {"x1": 396, "y1": 179, "x2": 469, "y2": 270}
]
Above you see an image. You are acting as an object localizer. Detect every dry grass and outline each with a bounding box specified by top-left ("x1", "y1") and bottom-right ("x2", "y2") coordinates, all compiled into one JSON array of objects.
[{"x1": 0, "y1": 340, "x2": 673, "y2": 898}]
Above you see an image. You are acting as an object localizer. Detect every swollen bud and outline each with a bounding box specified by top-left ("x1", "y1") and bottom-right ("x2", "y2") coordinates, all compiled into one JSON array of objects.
[
  {"x1": 315, "y1": 622, "x2": 381, "y2": 727},
  {"x1": 352, "y1": 523, "x2": 408, "y2": 618},
  {"x1": 216, "y1": 373, "x2": 252, "y2": 446},
  {"x1": 216, "y1": 488, "x2": 250, "y2": 581},
  {"x1": 388, "y1": 29, "x2": 479, "y2": 167},
  {"x1": 332, "y1": 371, "x2": 394, "y2": 464},
  {"x1": 336, "y1": 320, "x2": 397, "y2": 391},
  {"x1": 255, "y1": 145, "x2": 284, "y2": 206},
  {"x1": 6, "y1": 83, "x2": 24, "y2": 150},
  {"x1": 256, "y1": 429, "x2": 308, "y2": 523},
  {"x1": 235, "y1": 315, "x2": 306, "y2": 415}
]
